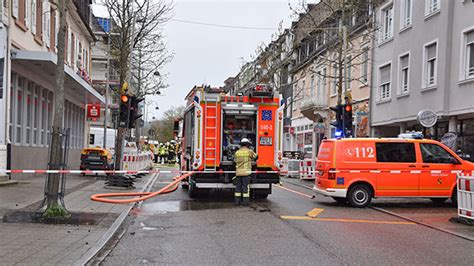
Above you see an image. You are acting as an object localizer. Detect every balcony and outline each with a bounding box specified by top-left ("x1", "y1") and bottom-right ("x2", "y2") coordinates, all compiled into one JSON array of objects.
[{"x1": 300, "y1": 96, "x2": 329, "y2": 122}]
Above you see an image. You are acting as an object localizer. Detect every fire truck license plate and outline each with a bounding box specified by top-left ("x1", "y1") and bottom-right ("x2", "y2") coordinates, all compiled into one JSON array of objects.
[{"x1": 259, "y1": 137, "x2": 272, "y2": 146}]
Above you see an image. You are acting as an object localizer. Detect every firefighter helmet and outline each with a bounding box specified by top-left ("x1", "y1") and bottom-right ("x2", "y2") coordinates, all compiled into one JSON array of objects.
[{"x1": 240, "y1": 138, "x2": 251, "y2": 145}]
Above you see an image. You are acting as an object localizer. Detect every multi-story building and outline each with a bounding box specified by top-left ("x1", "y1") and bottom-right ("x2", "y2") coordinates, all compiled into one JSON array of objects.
[
  {"x1": 2, "y1": 0, "x2": 104, "y2": 172},
  {"x1": 291, "y1": 1, "x2": 373, "y2": 158},
  {"x1": 90, "y1": 16, "x2": 119, "y2": 130},
  {"x1": 371, "y1": 0, "x2": 474, "y2": 157}
]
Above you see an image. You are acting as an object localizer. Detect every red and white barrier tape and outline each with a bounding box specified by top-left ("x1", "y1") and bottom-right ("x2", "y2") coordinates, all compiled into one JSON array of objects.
[{"x1": 1, "y1": 169, "x2": 473, "y2": 175}]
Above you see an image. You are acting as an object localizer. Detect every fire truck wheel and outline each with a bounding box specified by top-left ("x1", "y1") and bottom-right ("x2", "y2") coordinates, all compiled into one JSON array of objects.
[
  {"x1": 189, "y1": 183, "x2": 199, "y2": 198},
  {"x1": 254, "y1": 193, "x2": 269, "y2": 199},
  {"x1": 181, "y1": 182, "x2": 189, "y2": 190}
]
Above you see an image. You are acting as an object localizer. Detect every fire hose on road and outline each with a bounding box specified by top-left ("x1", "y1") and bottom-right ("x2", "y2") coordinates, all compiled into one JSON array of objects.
[{"x1": 90, "y1": 173, "x2": 192, "y2": 204}]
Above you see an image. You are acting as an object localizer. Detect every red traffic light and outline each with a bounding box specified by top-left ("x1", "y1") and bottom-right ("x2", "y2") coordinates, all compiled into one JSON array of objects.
[
  {"x1": 345, "y1": 104, "x2": 352, "y2": 112},
  {"x1": 121, "y1": 95, "x2": 129, "y2": 103}
]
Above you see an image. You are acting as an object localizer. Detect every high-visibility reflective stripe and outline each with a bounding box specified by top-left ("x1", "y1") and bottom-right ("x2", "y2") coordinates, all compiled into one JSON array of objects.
[{"x1": 234, "y1": 192, "x2": 242, "y2": 196}]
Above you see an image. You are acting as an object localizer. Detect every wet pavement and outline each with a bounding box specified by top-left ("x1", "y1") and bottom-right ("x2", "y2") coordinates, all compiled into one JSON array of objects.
[{"x1": 103, "y1": 169, "x2": 474, "y2": 265}]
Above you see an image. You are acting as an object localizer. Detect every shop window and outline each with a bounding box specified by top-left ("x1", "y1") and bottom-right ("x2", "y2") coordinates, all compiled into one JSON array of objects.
[{"x1": 15, "y1": 77, "x2": 24, "y2": 145}]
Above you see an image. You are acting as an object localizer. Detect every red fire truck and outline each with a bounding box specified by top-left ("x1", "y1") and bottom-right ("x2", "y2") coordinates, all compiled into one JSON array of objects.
[{"x1": 180, "y1": 85, "x2": 284, "y2": 198}]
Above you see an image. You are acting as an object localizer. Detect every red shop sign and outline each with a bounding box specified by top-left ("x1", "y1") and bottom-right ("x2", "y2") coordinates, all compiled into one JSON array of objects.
[{"x1": 87, "y1": 104, "x2": 101, "y2": 121}]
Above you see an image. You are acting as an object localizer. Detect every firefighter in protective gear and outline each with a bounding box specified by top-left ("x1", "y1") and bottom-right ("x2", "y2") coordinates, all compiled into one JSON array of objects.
[{"x1": 234, "y1": 138, "x2": 257, "y2": 206}]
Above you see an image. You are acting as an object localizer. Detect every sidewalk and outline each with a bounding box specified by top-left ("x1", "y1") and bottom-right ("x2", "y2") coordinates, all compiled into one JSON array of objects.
[{"x1": 0, "y1": 173, "x2": 155, "y2": 265}]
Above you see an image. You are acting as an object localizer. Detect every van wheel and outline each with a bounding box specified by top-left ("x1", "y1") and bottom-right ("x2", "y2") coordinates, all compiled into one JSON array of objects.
[
  {"x1": 347, "y1": 184, "x2": 372, "y2": 208},
  {"x1": 332, "y1": 197, "x2": 347, "y2": 204},
  {"x1": 430, "y1": 198, "x2": 448, "y2": 204},
  {"x1": 451, "y1": 187, "x2": 458, "y2": 207}
]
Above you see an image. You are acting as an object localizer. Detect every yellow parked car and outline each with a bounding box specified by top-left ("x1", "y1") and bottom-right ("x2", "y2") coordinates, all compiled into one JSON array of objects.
[{"x1": 80, "y1": 147, "x2": 114, "y2": 172}]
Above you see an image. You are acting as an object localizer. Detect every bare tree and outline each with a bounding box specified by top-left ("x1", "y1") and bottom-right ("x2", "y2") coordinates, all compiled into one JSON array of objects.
[
  {"x1": 104, "y1": 0, "x2": 173, "y2": 169},
  {"x1": 43, "y1": 0, "x2": 70, "y2": 218},
  {"x1": 289, "y1": 0, "x2": 380, "y2": 106},
  {"x1": 149, "y1": 106, "x2": 185, "y2": 143}
]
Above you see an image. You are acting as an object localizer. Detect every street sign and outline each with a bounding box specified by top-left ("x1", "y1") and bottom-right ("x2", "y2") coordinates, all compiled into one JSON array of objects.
[{"x1": 417, "y1": 109, "x2": 437, "y2": 127}]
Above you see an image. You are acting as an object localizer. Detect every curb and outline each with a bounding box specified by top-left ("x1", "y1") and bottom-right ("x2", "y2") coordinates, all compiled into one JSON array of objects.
[{"x1": 74, "y1": 172, "x2": 159, "y2": 266}]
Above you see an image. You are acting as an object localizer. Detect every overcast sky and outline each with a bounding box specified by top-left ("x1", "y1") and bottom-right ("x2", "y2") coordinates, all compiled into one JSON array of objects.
[{"x1": 94, "y1": 0, "x2": 302, "y2": 119}]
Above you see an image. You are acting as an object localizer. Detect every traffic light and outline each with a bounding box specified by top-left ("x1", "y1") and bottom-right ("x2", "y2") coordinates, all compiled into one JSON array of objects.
[
  {"x1": 128, "y1": 96, "x2": 144, "y2": 128},
  {"x1": 330, "y1": 105, "x2": 343, "y2": 135},
  {"x1": 344, "y1": 103, "x2": 353, "y2": 137},
  {"x1": 119, "y1": 94, "x2": 130, "y2": 128}
]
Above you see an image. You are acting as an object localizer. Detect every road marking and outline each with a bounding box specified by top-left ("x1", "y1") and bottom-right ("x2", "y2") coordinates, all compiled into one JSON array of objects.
[
  {"x1": 306, "y1": 208, "x2": 324, "y2": 218},
  {"x1": 280, "y1": 216, "x2": 416, "y2": 225},
  {"x1": 274, "y1": 184, "x2": 314, "y2": 199}
]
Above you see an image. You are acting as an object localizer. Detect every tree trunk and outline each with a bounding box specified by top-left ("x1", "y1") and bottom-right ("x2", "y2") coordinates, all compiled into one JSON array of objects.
[{"x1": 45, "y1": 0, "x2": 69, "y2": 217}]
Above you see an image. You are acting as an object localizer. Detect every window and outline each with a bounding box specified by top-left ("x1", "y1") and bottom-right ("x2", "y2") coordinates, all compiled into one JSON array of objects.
[
  {"x1": 43, "y1": 0, "x2": 50, "y2": 47},
  {"x1": 463, "y1": 30, "x2": 474, "y2": 79},
  {"x1": 292, "y1": 85, "x2": 297, "y2": 111},
  {"x1": 420, "y1": 143, "x2": 458, "y2": 164},
  {"x1": 425, "y1": 0, "x2": 440, "y2": 16},
  {"x1": 361, "y1": 49, "x2": 369, "y2": 84},
  {"x1": 321, "y1": 68, "x2": 326, "y2": 99},
  {"x1": 381, "y1": 4, "x2": 393, "y2": 41},
  {"x1": 40, "y1": 89, "x2": 47, "y2": 146},
  {"x1": 35, "y1": 0, "x2": 42, "y2": 40},
  {"x1": 423, "y1": 41, "x2": 437, "y2": 87},
  {"x1": 345, "y1": 56, "x2": 352, "y2": 91},
  {"x1": 399, "y1": 53, "x2": 410, "y2": 94},
  {"x1": 33, "y1": 85, "x2": 40, "y2": 145},
  {"x1": 376, "y1": 143, "x2": 416, "y2": 163},
  {"x1": 15, "y1": 78, "x2": 25, "y2": 144},
  {"x1": 13, "y1": 0, "x2": 19, "y2": 18},
  {"x1": 31, "y1": 0, "x2": 36, "y2": 34},
  {"x1": 379, "y1": 64, "x2": 391, "y2": 100},
  {"x1": 25, "y1": 81, "x2": 33, "y2": 145},
  {"x1": 400, "y1": 0, "x2": 412, "y2": 29},
  {"x1": 25, "y1": 0, "x2": 30, "y2": 28},
  {"x1": 310, "y1": 75, "x2": 315, "y2": 97},
  {"x1": 286, "y1": 97, "x2": 292, "y2": 118},
  {"x1": 301, "y1": 80, "x2": 306, "y2": 97},
  {"x1": 332, "y1": 64, "x2": 337, "y2": 95}
]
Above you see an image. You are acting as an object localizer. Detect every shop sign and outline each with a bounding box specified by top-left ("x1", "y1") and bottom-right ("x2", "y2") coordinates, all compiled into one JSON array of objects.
[
  {"x1": 87, "y1": 104, "x2": 101, "y2": 121},
  {"x1": 417, "y1": 109, "x2": 437, "y2": 128}
]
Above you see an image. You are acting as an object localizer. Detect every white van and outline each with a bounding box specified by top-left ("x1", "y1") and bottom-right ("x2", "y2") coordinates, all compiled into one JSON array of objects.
[{"x1": 89, "y1": 127, "x2": 116, "y2": 153}]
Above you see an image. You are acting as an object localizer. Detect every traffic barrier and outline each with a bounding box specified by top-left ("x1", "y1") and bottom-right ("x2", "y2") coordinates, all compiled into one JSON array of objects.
[
  {"x1": 457, "y1": 174, "x2": 474, "y2": 222},
  {"x1": 299, "y1": 159, "x2": 316, "y2": 180},
  {"x1": 1, "y1": 169, "x2": 473, "y2": 175},
  {"x1": 280, "y1": 158, "x2": 300, "y2": 178}
]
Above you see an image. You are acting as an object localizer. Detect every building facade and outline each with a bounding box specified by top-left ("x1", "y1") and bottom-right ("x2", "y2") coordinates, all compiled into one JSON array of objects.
[
  {"x1": 371, "y1": 0, "x2": 474, "y2": 157},
  {"x1": 291, "y1": 1, "x2": 373, "y2": 158},
  {"x1": 2, "y1": 0, "x2": 104, "y2": 172}
]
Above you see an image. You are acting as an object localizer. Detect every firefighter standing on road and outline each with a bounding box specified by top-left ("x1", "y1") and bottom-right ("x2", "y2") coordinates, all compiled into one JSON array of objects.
[{"x1": 234, "y1": 138, "x2": 257, "y2": 206}]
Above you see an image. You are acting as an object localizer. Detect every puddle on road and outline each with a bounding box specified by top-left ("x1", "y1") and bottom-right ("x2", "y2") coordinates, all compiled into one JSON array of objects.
[{"x1": 135, "y1": 200, "x2": 244, "y2": 216}]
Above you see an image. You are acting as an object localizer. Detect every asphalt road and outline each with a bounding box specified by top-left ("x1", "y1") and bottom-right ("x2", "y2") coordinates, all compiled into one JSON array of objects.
[{"x1": 103, "y1": 168, "x2": 474, "y2": 265}]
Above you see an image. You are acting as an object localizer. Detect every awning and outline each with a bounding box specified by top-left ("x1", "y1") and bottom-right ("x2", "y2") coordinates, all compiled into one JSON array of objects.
[{"x1": 11, "y1": 49, "x2": 105, "y2": 104}]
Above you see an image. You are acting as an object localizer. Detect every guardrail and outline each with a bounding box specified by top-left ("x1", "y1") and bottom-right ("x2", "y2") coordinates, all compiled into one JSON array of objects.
[{"x1": 457, "y1": 174, "x2": 474, "y2": 222}]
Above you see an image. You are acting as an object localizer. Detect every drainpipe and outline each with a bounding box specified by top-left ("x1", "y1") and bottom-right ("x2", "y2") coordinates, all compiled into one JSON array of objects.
[{"x1": 368, "y1": 1, "x2": 377, "y2": 138}]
